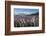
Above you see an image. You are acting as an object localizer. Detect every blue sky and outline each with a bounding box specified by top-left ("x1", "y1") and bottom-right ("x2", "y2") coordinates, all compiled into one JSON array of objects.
[{"x1": 14, "y1": 8, "x2": 39, "y2": 15}]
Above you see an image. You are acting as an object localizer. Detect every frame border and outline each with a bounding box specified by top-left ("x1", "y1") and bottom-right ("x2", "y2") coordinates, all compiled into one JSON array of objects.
[{"x1": 5, "y1": 1, "x2": 45, "y2": 35}]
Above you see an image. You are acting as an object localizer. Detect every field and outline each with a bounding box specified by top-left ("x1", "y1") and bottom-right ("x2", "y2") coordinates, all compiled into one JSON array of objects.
[{"x1": 14, "y1": 12, "x2": 39, "y2": 27}]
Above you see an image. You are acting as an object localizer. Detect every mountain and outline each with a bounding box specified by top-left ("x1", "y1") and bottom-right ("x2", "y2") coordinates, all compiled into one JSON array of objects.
[
  {"x1": 30, "y1": 12, "x2": 39, "y2": 15},
  {"x1": 26, "y1": 12, "x2": 39, "y2": 16},
  {"x1": 15, "y1": 12, "x2": 39, "y2": 16}
]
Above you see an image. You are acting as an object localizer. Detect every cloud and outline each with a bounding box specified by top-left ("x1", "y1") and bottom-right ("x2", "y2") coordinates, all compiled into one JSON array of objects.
[{"x1": 14, "y1": 8, "x2": 39, "y2": 15}]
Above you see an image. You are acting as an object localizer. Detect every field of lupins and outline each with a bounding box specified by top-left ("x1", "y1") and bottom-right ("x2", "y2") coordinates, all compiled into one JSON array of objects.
[{"x1": 14, "y1": 15, "x2": 39, "y2": 27}]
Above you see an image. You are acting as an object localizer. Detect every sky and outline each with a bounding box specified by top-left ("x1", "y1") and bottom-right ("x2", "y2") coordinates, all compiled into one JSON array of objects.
[{"x1": 14, "y1": 8, "x2": 39, "y2": 15}]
